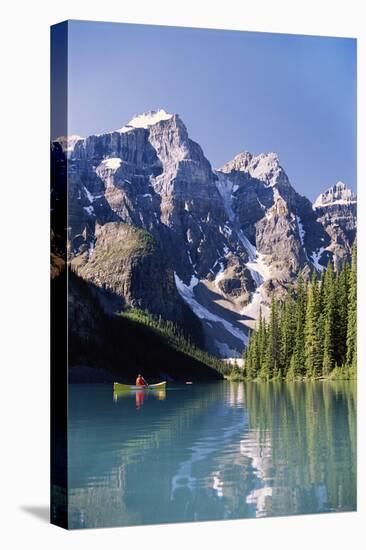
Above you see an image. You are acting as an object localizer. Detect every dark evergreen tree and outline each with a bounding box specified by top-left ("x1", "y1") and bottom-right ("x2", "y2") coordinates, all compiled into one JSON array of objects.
[
  {"x1": 292, "y1": 277, "x2": 307, "y2": 378},
  {"x1": 280, "y1": 297, "x2": 295, "y2": 374},
  {"x1": 346, "y1": 244, "x2": 357, "y2": 372},
  {"x1": 262, "y1": 298, "x2": 280, "y2": 380},
  {"x1": 304, "y1": 273, "x2": 323, "y2": 378},
  {"x1": 335, "y1": 263, "x2": 350, "y2": 367},
  {"x1": 243, "y1": 330, "x2": 256, "y2": 380},
  {"x1": 322, "y1": 263, "x2": 337, "y2": 376}
]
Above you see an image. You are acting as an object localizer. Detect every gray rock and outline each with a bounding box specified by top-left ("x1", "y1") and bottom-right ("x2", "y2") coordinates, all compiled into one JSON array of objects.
[{"x1": 52, "y1": 111, "x2": 356, "y2": 359}]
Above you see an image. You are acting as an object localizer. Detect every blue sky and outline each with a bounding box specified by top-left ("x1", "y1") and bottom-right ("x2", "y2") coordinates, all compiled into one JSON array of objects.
[{"x1": 63, "y1": 20, "x2": 356, "y2": 200}]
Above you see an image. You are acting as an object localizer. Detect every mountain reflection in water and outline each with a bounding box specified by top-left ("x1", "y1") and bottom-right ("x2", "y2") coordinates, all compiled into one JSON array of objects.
[{"x1": 56, "y1": 381, "x2": 355, "y2": 529}]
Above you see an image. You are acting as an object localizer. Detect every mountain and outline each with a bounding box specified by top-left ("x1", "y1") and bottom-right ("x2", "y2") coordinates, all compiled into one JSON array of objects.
[
  {"x1": 312, "y1": 181, "x2": 357, "y2": 269},
  {"x1": 52, "y1": 110, "x2": 357, "y2": 361}
]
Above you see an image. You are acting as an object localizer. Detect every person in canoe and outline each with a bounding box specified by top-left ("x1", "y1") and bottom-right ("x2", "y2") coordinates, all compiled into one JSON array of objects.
[{"x1": 136, "y1": 374, "x2": 148, "y2": 387}]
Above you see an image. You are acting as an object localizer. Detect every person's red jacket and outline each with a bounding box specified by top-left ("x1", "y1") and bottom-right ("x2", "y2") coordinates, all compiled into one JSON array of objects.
[{"x1": 136, "y1": 375, "x2": 147, "y2": 386}]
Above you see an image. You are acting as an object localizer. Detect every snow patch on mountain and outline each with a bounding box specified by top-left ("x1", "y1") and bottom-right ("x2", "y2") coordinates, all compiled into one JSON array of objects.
[
  {"x1": 174, "y1": 273, "x2": 248, "y2": 346},
  {"x1": 117, "y1": 109, "x2": 173, "y2": 132},
  {"x1": 214, "y1": 172, "x2": 235, "y2": 222},
  {"x1": 101, "y1": 158, "x2": 122, "y2": 171},
  {"x1": 310, "y1": 247, "x2": 325, "y2": 272},
  {"x1": 238, "y1": 231, "x2": 257, "y2": 263},
  {"x1": 313, "y1": 181, "x2": 356, "y2": 209},
  {"x1": 296, "y1": 214, "x2": 310, "y2": 260},
  {"x1": 296, "y1": 215, "x2": 305, "y2": 246},
  {"x1": 247, "y1": 252, "x2": 271, "y2": 284},
  {"x1": 242, "y1": 252, "x2": 272, "y2": 323}
]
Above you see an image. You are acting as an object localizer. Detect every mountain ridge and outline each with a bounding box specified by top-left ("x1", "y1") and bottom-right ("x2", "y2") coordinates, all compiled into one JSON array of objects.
[{"x1": 52, "y1": 110, "x2": 356, "y2": 360}]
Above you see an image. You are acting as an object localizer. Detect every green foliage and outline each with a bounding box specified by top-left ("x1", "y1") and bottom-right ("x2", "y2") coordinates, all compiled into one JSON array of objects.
[
  {"x1": 68, "y1": 268, "x2": 230, "y2": 382},
  {"x1": 322, "y1": 264, "x2": 337, "y2": 375},
  {"x1": 292, "y1": 277, "x2": 307, "y2": 378},
  {"x1": 228, "y1": 364, "x2": 242, "y2": 381},
  {"x1": 346, "y1": 244, "x2": 357, "y2": 371},
  {"x1": 242, "y1": 248, "x2": 357, "y2": 381},
  {"x1": 329, "y1": 365, "x2": 354, "y2": 380},
  {"x1": 304, "y1": 274, "x2": 322, "y2": 378},
  {"x1": 120, "y1": 308, "x2": 230, "y2": 377},
  {"x1": 279, "y1": 298, "x2": 295, "y2": 375}
]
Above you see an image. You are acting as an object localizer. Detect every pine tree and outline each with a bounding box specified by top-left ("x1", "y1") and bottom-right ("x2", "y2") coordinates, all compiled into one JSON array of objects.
[
  {"x1": 243, "y1": 328, "x2": 259, "y2": 380},
  {"x1": 304, "y1": 273, "x2": 322, "y2": 378},
  {"x1": 292, "y1": 277, "x2": 307, "y2": 378},
  {"x1": 335, "y1": 263, "x2": 350, "y2": 367},
  {"x1": 322, "y1": 263, "x2": 337, "y2": 376},
  {"x1": 279, "y1": 297, "x2": 296, "y2": 376},
  {"x1": 316, "y1": 268, "x2": 326, "y2": 369},
  {"x1": 262, "y1": 298, "x2": 280, "y2": 380},
  {"x1": 243, "y1": 338, "x2": 252, "y2": 379},
  {"x1": 346, "y1": 244, "x2": 357, "y2": 372},
  {"x1": 257, "y1": 308, "x2": 266, "y2": 373}
]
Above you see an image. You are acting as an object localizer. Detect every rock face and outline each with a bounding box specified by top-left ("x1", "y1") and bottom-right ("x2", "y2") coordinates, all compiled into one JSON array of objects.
[
  {"x1": 313, "y1": 180, "x2": 356, "y2": 208},
  {"x1": 313, "y1": 182, "x2": 357, "y2": 269},
  {"x1": 52, "y1": 110, "x2": 357, "y2": 359},
  {"x1": 76, "y1": 221, "x2": 187, "y2": 322}
]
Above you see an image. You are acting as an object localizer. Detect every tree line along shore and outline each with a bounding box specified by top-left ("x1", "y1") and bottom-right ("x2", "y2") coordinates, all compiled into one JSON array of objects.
[{"x1": 231, "y1": 245, "x2": 357, "y2": 382}]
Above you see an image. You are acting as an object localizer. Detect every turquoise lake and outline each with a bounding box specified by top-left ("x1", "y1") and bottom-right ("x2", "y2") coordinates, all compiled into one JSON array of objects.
[{"x1": 64, "y1": 381, "x2": 356, "y2": 529}]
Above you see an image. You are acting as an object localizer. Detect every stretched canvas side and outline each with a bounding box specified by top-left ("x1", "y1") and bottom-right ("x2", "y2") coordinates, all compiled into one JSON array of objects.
[{"x1": 50, "y1": 21, "x2": 69, "y2": 530}]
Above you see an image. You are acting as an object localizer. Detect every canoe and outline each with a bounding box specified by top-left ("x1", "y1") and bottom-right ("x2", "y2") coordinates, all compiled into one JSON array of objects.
[{"x1": 113, "y1": 381, "x2": 167, "y2": 392}]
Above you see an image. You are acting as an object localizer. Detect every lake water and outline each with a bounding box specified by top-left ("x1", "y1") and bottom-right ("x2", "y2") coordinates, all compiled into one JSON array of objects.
[{"x1": 63, "y1": 381, "x2": 356, "y2": 529}]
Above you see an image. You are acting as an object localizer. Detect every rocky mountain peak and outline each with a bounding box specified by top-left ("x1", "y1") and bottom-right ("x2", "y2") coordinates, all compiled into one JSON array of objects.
[
  {"x1": 313, "y1": 181, "x2": 356, "y2": 209},
  {"x1": 218, "y1": 150, "x2": 287, "y2": 189},
  {"x1": 218, "y1": 151, "x2": 253, "y2": 173},
  {"x1": 53, "y1": 110, "x2": 357, "y2": 361},
  {"x1": 117, "y1": 109, "x2": 174, "y2": 133},
  {"x1": 246, "y1": 152, "x2": 283, "y2": 186}
]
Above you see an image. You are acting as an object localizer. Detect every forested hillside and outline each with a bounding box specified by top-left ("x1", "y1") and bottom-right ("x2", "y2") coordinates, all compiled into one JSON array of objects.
[
  {"x1": 242, "y1": 245, "x2": 357, "y2": 381},
  {"x1": 67, "y1": 269, "x2": 227, "y2": 382}
]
